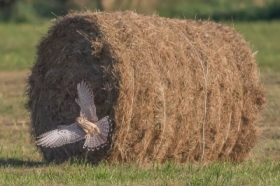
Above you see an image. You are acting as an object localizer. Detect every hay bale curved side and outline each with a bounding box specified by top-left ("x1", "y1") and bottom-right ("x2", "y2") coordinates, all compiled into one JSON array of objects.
[{"x1": 26, "y1": 11, "x2": 265, "y2": 164}]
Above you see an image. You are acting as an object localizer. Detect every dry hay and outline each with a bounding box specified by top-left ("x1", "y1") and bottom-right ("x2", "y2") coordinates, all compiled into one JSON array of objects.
[{"x1": 26, "y1": 11, "x2": 265, "y2": 164}]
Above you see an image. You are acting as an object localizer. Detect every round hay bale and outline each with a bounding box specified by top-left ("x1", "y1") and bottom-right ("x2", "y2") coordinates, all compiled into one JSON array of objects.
[{"x1": 26, "y1": 11, "x2": 265, "y2": 164}]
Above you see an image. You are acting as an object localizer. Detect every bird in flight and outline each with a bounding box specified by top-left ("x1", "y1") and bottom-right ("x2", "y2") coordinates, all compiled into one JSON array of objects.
[{"x1": 36, "y1": 81, "x2": 112, "y2": 151}]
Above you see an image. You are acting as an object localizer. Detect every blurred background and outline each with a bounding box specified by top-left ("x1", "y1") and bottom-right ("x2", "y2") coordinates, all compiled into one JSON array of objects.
[
  {"x1": 1, "y1": 0, "x2": 280, "y2": 71},
  {"x1": 0, "y1": 0, "x2": 280, "y2": 22}
]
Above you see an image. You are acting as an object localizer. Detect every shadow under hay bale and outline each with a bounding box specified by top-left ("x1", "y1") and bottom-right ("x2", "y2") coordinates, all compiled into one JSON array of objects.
[{"x1": 26, "y1": 11, "x2": 265, "y2": 164}]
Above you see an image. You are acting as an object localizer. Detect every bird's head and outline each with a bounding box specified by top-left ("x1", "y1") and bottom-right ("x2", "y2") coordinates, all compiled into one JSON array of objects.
[{"x1": 76, "y1": 116, "x2": 85, "y2": 124}]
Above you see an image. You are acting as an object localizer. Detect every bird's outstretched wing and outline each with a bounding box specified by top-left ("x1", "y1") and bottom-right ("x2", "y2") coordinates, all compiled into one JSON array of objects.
[
  {"x1": 83, "y1": 116, "x2": 112, "y2": 150},
  {"x1": 76, "y1": 81, "x2": 98, "y2": 122},
  {"x1": 36, "y1": 122, "x2": 85, "y2": 148}
]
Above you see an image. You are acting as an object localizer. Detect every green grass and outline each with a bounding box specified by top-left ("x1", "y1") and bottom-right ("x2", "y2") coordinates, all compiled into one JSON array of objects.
[
  {"x1": 0, "y1": 23, "x2": 49, "y2": 71},
  {"x1": 0, "y1": 20, "x2": 280, "y2": 185},
  {"x1": 158, "y1": 0, "x2": 280, "y2": 21},
  {"x1": 1, "y1": 160, "x2": 280, "y2": 185},
  {"x1": 229, "y1": 21, "x2": 280, "y2": 72}
]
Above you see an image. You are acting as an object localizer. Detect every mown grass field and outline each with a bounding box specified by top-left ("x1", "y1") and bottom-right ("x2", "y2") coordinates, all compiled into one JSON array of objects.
[{"x1": 0, "y1": 20, "x2": 280, "y2": 185}]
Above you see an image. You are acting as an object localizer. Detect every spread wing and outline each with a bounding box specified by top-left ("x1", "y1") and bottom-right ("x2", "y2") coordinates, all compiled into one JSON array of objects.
[
  {"x1": 36, "y1": 122, "x2": 85, "y2": 148},
  {"x1": 76, "y1": 81, "x2": 98, "y2": 122},
  {"x1": 83, "y1": 116, "x2": 112, "y2": 151}
]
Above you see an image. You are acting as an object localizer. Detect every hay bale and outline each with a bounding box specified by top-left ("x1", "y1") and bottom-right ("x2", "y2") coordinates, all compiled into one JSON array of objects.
[{"x1": 26, "y1": 11, "x2": 265, "y2": 164}]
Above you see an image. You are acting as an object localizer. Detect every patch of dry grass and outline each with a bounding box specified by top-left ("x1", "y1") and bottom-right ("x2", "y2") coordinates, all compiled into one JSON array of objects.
[
  {"x1": 251, "y1": 73, "x2": 280, "y2": 161},
  {"x1": 0, "y1": 71, "x2": 29, "y2": 124},
  {"x1": 0, "y1": 71, "x2": 42, "y2": 163}
]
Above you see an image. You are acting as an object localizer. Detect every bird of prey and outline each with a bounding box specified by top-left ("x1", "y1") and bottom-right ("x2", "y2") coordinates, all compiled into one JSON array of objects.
[{"x1": 36, "y1": 81, "x2": 112, "y2": 151}]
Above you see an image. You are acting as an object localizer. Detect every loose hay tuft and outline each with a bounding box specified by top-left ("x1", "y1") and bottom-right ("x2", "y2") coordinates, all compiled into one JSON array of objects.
[{"x1": 26, "y1": 11, "x2": 265, "y2": 164}]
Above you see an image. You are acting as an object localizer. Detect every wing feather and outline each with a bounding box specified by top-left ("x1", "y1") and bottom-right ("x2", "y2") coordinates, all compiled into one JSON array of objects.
[
  {"x1": 77, "y1": 81, "x2": 98, "y2": 122},
  {"x1": 36, "y1": 122, "x2": 85, "y2": 148}
]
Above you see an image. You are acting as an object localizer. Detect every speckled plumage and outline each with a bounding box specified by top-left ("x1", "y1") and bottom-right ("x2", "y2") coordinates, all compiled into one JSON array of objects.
[{"x1": 36, "y1": 81, "x2": 111, "y2": 151}]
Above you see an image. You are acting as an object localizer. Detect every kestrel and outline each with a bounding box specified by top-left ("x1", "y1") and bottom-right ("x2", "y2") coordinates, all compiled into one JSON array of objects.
[{"x1": 36, "y1": 81, "x2": 112, "y2": 151}]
